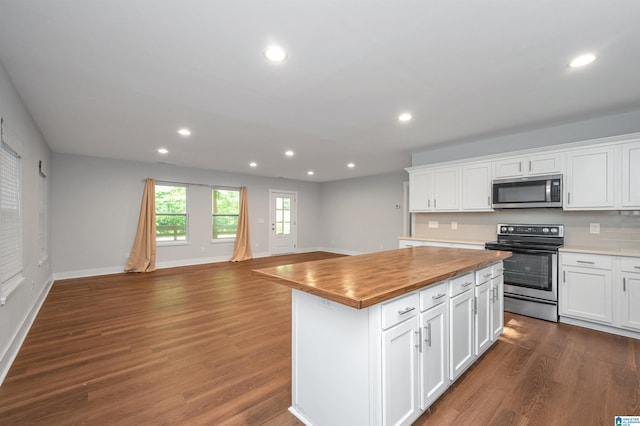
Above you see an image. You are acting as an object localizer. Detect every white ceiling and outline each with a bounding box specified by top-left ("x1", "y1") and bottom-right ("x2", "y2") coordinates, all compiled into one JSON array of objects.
[{"x1": 1, "y1": 1, "x2": 640, "y2": 182}]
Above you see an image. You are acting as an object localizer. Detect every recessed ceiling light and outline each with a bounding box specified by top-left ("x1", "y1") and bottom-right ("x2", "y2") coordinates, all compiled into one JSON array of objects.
[
  {"x1": 177, "y1": 128, "x2": 191, "y2": 136},
  {"x1": 285, "y1": 150, "x2": 295, "y2": 157},
  {"x1": 249, "y1": 162, "x2": 257, "y2": 167},
  {"x1": 347, "y1": 162, "x2": 355, "y2": 168},
  {"x1": 264, "y1": 46, "x2": 287, "y2": 62},
  {"x1": 398, "y1": 113, "x2": 412, "y2": 122},
  {"x1": 569, "y1": 54, "x2": 596, "y2": 68},
  {"x1": 158, "y1": 148, "x2": 169, "y2": 154},
  {"x1": 307, "y1": 171, "x2": 314, "y2": 176}
]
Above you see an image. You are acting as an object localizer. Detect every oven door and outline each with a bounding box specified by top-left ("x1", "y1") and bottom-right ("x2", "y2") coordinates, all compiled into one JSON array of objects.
[{"x1": 488, "y1": 246, "x2": 558, "y2": 302}]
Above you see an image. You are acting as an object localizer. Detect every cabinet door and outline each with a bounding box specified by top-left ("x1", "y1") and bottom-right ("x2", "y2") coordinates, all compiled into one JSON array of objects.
[
  {"x1": 409, "y1": 171, "x2": 432, "y2": 212},
  {"x1": 622, "y1": 141, "x2": 640, "y2": 208},
  {"x1": 449, "y1": 289, "x2": 474, "y2": 380},
  {"x1": 462, "y1": 162, "x2": 493, "y2": 211},
  {"x1": 490, "y1": 275, "x2": 504, "y2": 341},
  {"x1": 565, "y1": 147, "x2": 615, "y2": 209},
  {"x1": 432, "y1": 167, "x2": 459, "y2": 211},
  {"x1": 382, "y1": 317, "x2": 419, "y2": 426},
  {"x1": 474, "y1": 281, "x2": 491, "y2": 356},
  {"x1": 527, "y1": 153, "x2": 562, "y2": 175},
  {"x1": 493, "y1": 158, "x2": 524, "y2": 178},
  {"x1": 620, "y1": 273, "x2": 640, "y2": 331},
  {"x1": 560, "y1": 266, "x2": 613, "y2": 324},
  {"x1": 419, "y1": 303, "x2": 449, "y2": 410}
]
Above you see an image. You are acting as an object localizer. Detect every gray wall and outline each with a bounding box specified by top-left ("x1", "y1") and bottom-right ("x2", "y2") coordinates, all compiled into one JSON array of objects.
[
  {"x1": 0, "y1": 62, "x2": 52, "y2": 382},
  {"x1": 51, "y1": 154, "x2": 324, "y2": 278},
  {"x1": 319, "y1": 171, "x2": 407, "y2": 254},
  {"x1": 412, "y1": 108, "x2": 640, "y2": 166}
]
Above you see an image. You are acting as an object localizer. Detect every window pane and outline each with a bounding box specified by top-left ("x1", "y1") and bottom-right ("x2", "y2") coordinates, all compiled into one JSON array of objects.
[
  {"x1": 283, "y1": 198, "x2": 291, "y2": 209},
  {"x1": 155, "y1": 185, "x2": 186, "y2": 214},
  {"x1": 156, "y1": 214, "x2": 187, "y2": 241},
  {"x1": 284, "y1": 211, "x2": 290, "y2": 222},
  {"x1": 213, "y1": 189, "x2": 239, "y2": 214},
  {"x1": 276, "y1": 210, "x2": 283, "y2": 222},
  {"x1": 276, "y1": 197, "x2": 283, "y2": 209},
  {"x1": 276, "y1": 223, "x2": 283, "y2": 234},
  {"x1": 284, "y1": 223, "x2": 291, "y2": 235},
  {"x1": 212, "y1": 215, "x2": 238, "y2": 239}
]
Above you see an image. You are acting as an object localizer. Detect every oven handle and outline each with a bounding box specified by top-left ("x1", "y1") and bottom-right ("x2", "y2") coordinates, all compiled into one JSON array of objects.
[{"x1": 486, "y1": 246, "x2": 556, "y2": 255}]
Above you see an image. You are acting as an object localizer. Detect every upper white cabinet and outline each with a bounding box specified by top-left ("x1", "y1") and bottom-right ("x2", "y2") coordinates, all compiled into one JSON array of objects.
[
  {"x1": 461, "y1": 162, "x2": 493, "y2": 211},
  {"x1": 409, "y1": 167, "x2": 460, "y2": 212},
  {"x1": 564, "y1": 146, "x2": 615, "y2": 210},
  {"x1": 493, "y1": 153, "x2": 561, "y2": 178},
  {"x1": 621, "y1": 141, "x2": 640, "y2": 208}
]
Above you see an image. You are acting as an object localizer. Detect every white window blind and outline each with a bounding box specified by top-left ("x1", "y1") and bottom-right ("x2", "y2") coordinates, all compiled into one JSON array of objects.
[{"x1": 1, "y1": 140, "x2": 23, "y2": 284}]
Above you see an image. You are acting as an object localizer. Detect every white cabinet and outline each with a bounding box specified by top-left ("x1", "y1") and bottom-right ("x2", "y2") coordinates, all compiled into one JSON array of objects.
[
  {"x1": 449, "y1": 273, "x2": 475, "y2": 380},
  {"x1": 490, "y1": 264, "x2": 504, "y2": 341},
  {"x1": 493, "y1": 153, "x2": 561, "y2": 178},
  {"x1": 564, "y1": 147, "x2": 615, "y2": 209},
  {"x1": 560, "y1": 253, "x2": 613, "y2": 325},
  {"x1": 621, "y1": 141, "x2": 640, "y2": 208},
  {"x1": 461, "y1": 162, "x2": 493, "y2": 211},
  {"x1": 408, "y1": 167, "x2": 459, "y2": 212},
  {"x1": 382, "y1": 317, "x2": 420, "y2": 426},
  {"x1": 474, "y1": 280, "x2": 491, "y2": 356},
  {"x1": 620, "y1": 258, "x2": 640, "y2": 332},
  {"x1": 418, "y1": 285, "x2": 449, "y2": 410}
]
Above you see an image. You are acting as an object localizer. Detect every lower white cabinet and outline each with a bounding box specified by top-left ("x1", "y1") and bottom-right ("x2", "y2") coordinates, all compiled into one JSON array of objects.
[
  {"x1": 474, "y1": 280, "x2": 492, "y2": 356},
  {"x1": 419, "y1": 295, "x2": 449, "y2": 410},
  {"x1": 449, "y1": 278, "x2": 475, "y2": 380},
  {"x1": 620, "y1": 258, "x2": 640, "y2": 332},
  {"x1": 560, "y1": 254, "x2": 613, "y2": 325},
  {"x1": 382, "y1": 316, "x2": 420, "y2": 426},
  {"x1": 490, "y1": 266, "x2": 505, "y2": 341},
  {"x1": 560, "y1": 252, "x2": 640, "y2": 337}
]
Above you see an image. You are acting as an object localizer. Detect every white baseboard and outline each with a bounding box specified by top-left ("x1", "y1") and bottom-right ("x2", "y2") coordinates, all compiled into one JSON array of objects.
[{"x1": 0, "y1": 277, "x2": 54, "y2": 386}]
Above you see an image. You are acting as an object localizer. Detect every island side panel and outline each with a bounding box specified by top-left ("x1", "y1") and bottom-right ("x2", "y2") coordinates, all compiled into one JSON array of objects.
[{"x1": 291, "y1": 289, "x2": 373, "y2": 426}]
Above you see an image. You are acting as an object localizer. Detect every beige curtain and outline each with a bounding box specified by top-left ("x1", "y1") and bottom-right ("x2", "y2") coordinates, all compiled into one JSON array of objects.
[
  {"x1": 230, "y1": 186, "x2": 253, "y2": 262},
  {"x1": 125, "y1": 178, "x2": 157, "y2": 272}
]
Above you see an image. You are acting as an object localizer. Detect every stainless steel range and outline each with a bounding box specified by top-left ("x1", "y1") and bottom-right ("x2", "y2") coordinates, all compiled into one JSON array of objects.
[{"x1": 484, "y1": 224, "x2": 564, "y2": 322}]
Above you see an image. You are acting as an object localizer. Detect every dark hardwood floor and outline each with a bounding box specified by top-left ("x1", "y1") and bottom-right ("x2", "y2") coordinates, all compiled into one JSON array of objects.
[{"x1": 0, "y1": 251, "x2": 638, "y2": 425}]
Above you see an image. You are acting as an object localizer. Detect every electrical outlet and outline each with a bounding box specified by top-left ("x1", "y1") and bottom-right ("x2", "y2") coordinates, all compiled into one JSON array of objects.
[
  {"x1": 590, "y1": 223, "x2": 600, "y2": 234},
  {"x1": 428, "y1": 221, "x2": 438, "y2": 229},
  {"x1": 395, "y1": 204, "x2": 400, "y2": 209},
  {"x1": 257, "y1": 218, "x2": 265, "y2": 224},
  {"x1": 451, "y1": 221, "x2": 458, "y2": 230}
]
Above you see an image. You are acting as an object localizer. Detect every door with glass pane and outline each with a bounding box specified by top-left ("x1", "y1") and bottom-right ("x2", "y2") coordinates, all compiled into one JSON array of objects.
[{"x1": 269, "y1": 190, "x2": 297, "y2": 255}]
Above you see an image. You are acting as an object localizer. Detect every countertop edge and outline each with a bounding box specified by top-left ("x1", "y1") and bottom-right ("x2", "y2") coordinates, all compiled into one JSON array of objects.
[{"x1": 559, "y1": 247, "x2": 640, "y2": 258}]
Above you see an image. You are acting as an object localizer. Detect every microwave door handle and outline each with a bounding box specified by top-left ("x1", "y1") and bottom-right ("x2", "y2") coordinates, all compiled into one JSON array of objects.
[{"x1": 546, "y1": 180, "x2": 551, "y2": 202}]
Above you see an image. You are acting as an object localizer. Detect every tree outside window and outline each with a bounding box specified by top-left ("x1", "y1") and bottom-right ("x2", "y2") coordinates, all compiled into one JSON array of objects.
[
  {"x1": 212, "y1": 188, "x2": 239, "y2": 239},
  {"x1": 155, "y1": 184, "x2": 187, "y2": 242}
]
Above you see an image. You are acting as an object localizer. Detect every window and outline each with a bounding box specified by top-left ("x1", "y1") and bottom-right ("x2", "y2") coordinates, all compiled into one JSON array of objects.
[
  {"x1": 212, "y1": 188, "x2": 239, "y2": 240},
  {"x1": 155, "y1": 184, "x2": 187, "y2": 242},
  {"x1": 0, "y1": 136, "x2": 23, "y2": 288},
  {"x1": 274, "y1": 196, "x2": 291, "y2": 235}
]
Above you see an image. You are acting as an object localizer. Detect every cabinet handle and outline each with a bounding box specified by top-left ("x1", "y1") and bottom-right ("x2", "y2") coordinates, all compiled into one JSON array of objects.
[
  {"x1": 462, "y1": 281, "x2": 473, "y2": 287},
  {"x1": 473, "y1": 298, "x2": 477, "y2": 315},
  {"x1": 529, "y1": 160, "x2": 532, "y2": 172},
  {"x1": 434, "y1": 199, "x2": 437, "y2": 209},
  {"x1": 428, "y1": 199, "x2": 431, "y2": 208},
  {"x1": 483, "y1": 273, "x2": 492, "y2": 278},
  {"x1": 576, "y1": 260, "x2": 595, "y2": 265},
  {"x1": 415, "y1": 328, "x2": 422, "y2": 352},
  {"x1": 398, "y1": 306, "x2": 415, "y2": 315},
  {"x1": 623, "y1": 277, "x2": 626, "y2": 292},
  {"x1": 425, "y1": 324, "x2": 432, "y2": 347},
  {"x1": 563, "y1": 270, "x2": 566, "y2": 282},
  {"x1": 635, "y1": 266, "x2": 640, "y2": 270},
  {"x1": 568, "y1": 192, "x2": 571, "y2": 204},
  {"x1": 518, "y1": 162, "x2": 522, "y2": 172},
  {"x1": 432, "y1": 293, "x2": 447, "y2": 300},
  {"x1": 492, "y1": 287, "x2": 497, "y2": 302},
  {"x1": 487, "y1": 196, "x2": 491, "y2": 206}
]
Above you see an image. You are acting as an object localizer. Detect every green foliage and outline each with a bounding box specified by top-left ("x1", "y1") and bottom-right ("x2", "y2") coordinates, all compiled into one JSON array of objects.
[
  {"x1": 155, "y1": 185, "x2": 187, "y2": 240},
  {"x1": 213, "y1": 189, "x2": 239, "y2": 214}
]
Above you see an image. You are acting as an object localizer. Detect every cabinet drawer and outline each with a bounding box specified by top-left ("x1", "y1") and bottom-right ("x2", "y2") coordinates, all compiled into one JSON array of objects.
[
  {"x1": 381, "y1": 292, "x2": 419, "y2": 329},
  {"x1": 419, "y1": 281, "x2": 448, "y2": 311},
  {"x1": 620, "y1": 257, "x2": 640, "y2": 273},
  {"x1": 449, "y1": 272, "x2": 474, "y2": 297},
  {"x1": 491, "y1": 262, "x2": 504, "y2": 277},
  {"x1": 475, "y1": 266, "x2": 493, "y2": 285},
  {"x1": 561, "y1": 253, "x2": 612, "y2": 270}
]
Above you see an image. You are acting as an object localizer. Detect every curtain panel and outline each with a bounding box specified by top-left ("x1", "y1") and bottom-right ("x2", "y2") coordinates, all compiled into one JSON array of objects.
[
  {"x1": 230, "y1": 186, "x2": 253, "y2": 262},
  {"x1": 125, "y1": 178, "x2": 157, "y2": 272}
]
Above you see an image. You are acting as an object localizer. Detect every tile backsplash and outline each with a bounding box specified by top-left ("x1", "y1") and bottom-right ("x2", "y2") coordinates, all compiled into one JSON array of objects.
[{"x1": 413, "y1": 210, "x2": 640, "y2": 251}]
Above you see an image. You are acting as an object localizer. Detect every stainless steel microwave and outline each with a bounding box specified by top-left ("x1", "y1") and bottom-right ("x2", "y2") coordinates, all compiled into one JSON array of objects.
[{"x1": 492, "y1": 174, "x2": 563, "y2": 209}]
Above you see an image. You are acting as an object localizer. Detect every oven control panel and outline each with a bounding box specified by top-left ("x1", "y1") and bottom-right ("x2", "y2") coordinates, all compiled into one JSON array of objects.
[{"x1": 497, "y1": 224, "x2": 564, "y2": 237}]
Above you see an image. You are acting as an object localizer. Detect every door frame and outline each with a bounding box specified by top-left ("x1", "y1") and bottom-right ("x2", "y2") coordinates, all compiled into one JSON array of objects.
[{"x1": 269, "y1": 189, "x2": 298, "y2": 255}]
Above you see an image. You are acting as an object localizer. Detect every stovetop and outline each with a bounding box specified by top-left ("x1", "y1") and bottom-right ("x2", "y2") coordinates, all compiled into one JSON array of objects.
[{"x1": 486, "y1": 223, "x2": 565, "y2": 250}]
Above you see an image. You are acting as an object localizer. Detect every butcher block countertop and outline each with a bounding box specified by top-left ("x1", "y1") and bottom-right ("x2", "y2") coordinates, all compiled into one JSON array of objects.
[{"x1": 253, "y1": 246, "x2": 512, "y2": 309}]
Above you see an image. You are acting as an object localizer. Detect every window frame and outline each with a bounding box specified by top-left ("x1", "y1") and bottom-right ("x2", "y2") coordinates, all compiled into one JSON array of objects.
[
  {"x1": 155, "y1": 182, "x2": 189, "y2": 245},
  {"x1": 211, "y1": 186, "x2": 240, "y2": 243},
  {"x1": 0, "y1": 121, "x2": 25, "y2": 300}
]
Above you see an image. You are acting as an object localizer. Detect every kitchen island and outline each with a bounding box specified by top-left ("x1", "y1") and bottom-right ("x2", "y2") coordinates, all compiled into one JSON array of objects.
[{"x1": 254, "y1": 246, "x2": 512, "y2": 426}]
